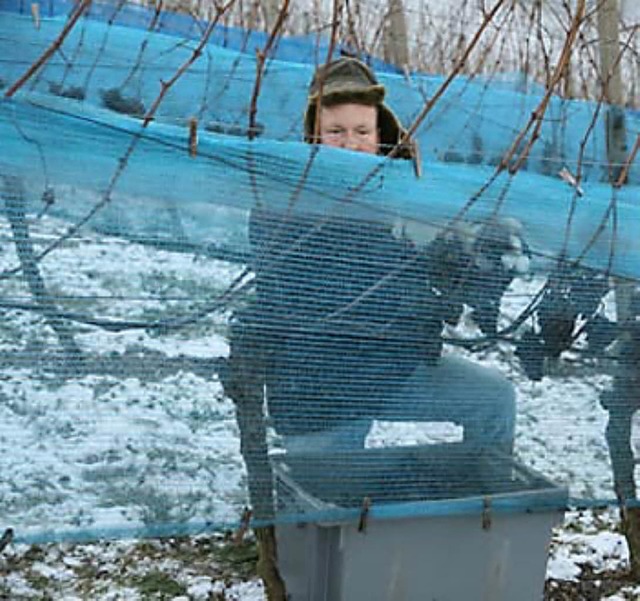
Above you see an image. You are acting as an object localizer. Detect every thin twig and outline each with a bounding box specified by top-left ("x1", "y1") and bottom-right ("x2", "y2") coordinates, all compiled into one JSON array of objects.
[
  {"x1": 0, "y1": 270, "x2": 254, "y2": 332},
  {"x1": 312, "y1": 0, "x2": 343, "y2": 144},
  {"x1": 5, "y1": 0, "x2": 237, "y2": 274},
  {"x1": 399, "y1": 0, "x2": 509, "y2": 143},
  {"x1": 82, "y1": 0, "x2": 128, "y2": 91},
  {"x1": 120, "y1": 0, "x2": 164, "y2": 90},
  {"x1": 5, "y1": 0, "x2": 92, "y2": 98},
  {"x1": 248, "y1": 0, "x2": 291, "y2": 139},
  {"x1": 57, "y1": 11, "x2": 88, "y2": 90},
  {"x1": 560, "y1": 25, "x2": 638, "y2": 259},
  {"x1": 573, "y1": 193, "x2": 616, "y2": 266},
  {"x1": 143, "y1": 0, "x2": 238, "y2": 127},
  {"x1": 615, "y1": 133, "x2": 640, "y2": 188},
  {"x1": 343, "y1": 0, "x2": 363, "y2": 56},
  {"x1": 507, "y1": 0, "x2": 587, "y2": 173}
]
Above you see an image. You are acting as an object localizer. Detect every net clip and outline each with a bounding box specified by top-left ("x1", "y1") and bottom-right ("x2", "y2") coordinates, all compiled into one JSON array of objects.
[
  {"x1": 30, "y1": 3, "x2": 40, "y2": 30},
  {"x1": 412, "y1": 141, "x2": 422, "y2": 178},
  {"x1": 558, "y1": 166, "x2": 584, "y2": 197},
  {"x1": 482, "y1": 496, "x2": 492, "y2": 531},
  {"x1": 189, "y1": 118, "x2": 198, "y2": 158},
  {"x1": 358, "y1": 496, "x2": 372, "y2": 533}
]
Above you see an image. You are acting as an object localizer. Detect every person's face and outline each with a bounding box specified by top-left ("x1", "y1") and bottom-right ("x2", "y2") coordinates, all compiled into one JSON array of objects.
[{"x1": 319, "y1": 103, "x2": 379, "y2": 154}]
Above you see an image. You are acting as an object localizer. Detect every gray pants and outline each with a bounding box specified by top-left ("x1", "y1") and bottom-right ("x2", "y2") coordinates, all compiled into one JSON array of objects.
[{"x1": 283, "y1": 355, "x2": 515, "y2": 453}]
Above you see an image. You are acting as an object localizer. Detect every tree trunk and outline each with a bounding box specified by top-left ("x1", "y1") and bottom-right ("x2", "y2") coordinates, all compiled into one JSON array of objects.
[
  {"x1": 382, "y1": 0, "x2": 409, "y2": 68},
  {"x1": 221, "y1": 319, "x2": 287, "y2": 600},
  {"x1": 597, "y1": 0, "x2": 628, "y2": 182},
  {"x1": 596, "y1": 0, "x2": 639, "y2": 577},
  {"x1": 2, "y1": 175, "x2": 82, "y2": 365}
]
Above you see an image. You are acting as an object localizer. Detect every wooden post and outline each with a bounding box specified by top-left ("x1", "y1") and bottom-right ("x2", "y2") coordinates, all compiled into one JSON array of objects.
[
  {"x1": 596, "y1": 0, "x2": 640, "y2": 578},
  {"x1": 382, "y1": 0, "x2": 409, "y2": 69},
  {"x1": 597, "y1": 0, "x2": 628, "y2": 182},
  {"x1": 261, "y1": 0, "x2": 283, "y2": 31}
]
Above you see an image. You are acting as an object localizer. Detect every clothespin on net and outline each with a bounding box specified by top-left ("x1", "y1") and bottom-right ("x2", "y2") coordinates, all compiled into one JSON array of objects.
[
  {"x1": 31, "y1": 3, "x2": 40, "y2": 30},
  {"x1": 559, "y1": 166, "x2": 584, "y2": 197},
  {"x1": 189, "y1": 117, "x2": 198, "y2": 158}
]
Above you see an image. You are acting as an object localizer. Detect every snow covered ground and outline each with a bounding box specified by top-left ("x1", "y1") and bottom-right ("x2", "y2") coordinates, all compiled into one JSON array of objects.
[
  {"x1": 2, "y1": 0, "x2": 639, "y2": 594},
  {"x1": 0, "y1": 217, "x2": 249, "y2": 540},
  {"x1": 0, "y1": 215, "x2": 639, "y2": 598},
  {"x1": 1, "y1": 509, "x2": 639, "y2": 599}
]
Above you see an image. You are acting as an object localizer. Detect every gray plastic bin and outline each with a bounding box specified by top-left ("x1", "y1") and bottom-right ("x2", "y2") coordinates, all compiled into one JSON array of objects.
[{"x1": 273, "y1": 444, "x2": 567, "y2": 601}]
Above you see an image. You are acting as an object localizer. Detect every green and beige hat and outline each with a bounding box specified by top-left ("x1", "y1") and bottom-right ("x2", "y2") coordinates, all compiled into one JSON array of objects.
[{"x1": 303, "y1": 57, "x2": 415, "y2": 160}]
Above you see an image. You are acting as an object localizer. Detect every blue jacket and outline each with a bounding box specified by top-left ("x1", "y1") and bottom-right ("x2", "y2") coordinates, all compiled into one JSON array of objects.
[{"x1": 243, "y1": 207, "x2": 445, "y2": 436}]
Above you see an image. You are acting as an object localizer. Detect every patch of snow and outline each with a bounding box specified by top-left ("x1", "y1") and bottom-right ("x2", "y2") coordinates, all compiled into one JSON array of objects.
[{"x1": 0, "y1": 213, "x2": 637, "y2": 597}]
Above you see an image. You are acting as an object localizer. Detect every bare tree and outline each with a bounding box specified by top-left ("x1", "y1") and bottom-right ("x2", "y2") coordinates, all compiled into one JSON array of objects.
[
  {"x1": 597, "y1": 0, "x2": 640, "y2": 578},
  {"x1": 382, "y1": 0, "x2": 409, "y2": 67}
]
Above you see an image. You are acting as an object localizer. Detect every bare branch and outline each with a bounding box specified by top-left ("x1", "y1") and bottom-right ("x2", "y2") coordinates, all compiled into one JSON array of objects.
[
  {"x1": 144, "y1": 0, "x2": 238, "y2": 127},
  {"x1": 312, "y1": 0, "x2": 343, "y2": 144},
  {"x1": 615, "y1": 133, "x2": 640, "y2": 188},
  {"x1": 2, "y1": 0, "x2": 238, "y2": 276},
  {"x1": 5, "y1": 0, "x2": 92, "y2": 98},
  {"x1": 2, "y1": 175, "x2": 81, "y2": 358},
  {"x1": 503, "y1": 0, "x2": 587, "y2": 175},
  {"x1": 400, "y1": 0, "x2": 509, "y2": 143},
  {"x1": 248, "y1": 0, "x2": 291, "y2": 139}
]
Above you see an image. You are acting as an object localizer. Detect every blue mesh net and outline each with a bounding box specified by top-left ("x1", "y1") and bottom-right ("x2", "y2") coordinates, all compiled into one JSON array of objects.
[{"x1": 0, "y1": 0, "x2": 639, "y2": 545}]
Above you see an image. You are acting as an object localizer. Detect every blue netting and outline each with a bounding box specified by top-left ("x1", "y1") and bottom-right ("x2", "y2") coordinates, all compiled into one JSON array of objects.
[
  {"x1": 2, "y1": 0, "x2": 400, "y2": 71},
  {"x1": 2, "y1": 3, "x2": 639, "y2": 181},
  {"x1": 0, "y1": 1, "x2": 639, "y2": 545}
]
